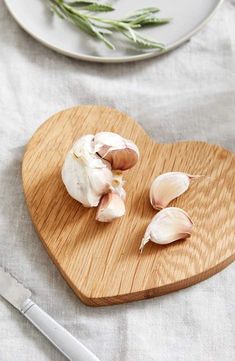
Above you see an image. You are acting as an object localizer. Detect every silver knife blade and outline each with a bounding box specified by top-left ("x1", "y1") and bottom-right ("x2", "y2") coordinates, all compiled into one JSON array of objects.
[{"x1": 0, "y1": 267, "x2": 31, "y2": 311}]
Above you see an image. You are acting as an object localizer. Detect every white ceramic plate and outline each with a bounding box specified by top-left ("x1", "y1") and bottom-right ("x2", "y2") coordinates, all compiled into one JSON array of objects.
[{"x1": 4, "y1": 0, "x2": 223, "y2": 63}]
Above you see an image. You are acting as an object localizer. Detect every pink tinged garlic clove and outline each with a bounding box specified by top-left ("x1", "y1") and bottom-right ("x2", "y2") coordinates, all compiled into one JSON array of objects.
[
  {"x1": 140, "y1": 207, "x2": 193, "y2": 252},
  {"x1": 93, "y1": 131, "x2": 139, "y2": 171},
  {"x1": 150, "y1": 172, "x2": 203, "y2": 210},
  {"x1": 96, "y1": 192, "x2": 125, "y2": 223}
]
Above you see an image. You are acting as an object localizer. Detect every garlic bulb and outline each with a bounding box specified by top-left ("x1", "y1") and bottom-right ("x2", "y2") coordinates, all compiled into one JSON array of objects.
[
  {"x1": 93, "y1": 131, "x2": 139, "y2": 171},
  {"x1": 96, "y1": 191, "x2": 125, "y2": 222},
  {"x1": 150, "y1": 172, "x2": 202, "y2": 210},
  {"x1": 62, "y1": 132, "x2": 139, "y2": 221},
  {"x1": 62, "y1": 135, "x2": 113, "y2": 207},
  {"x1": 140, "y1": 207, "x2": 193, "y2": 252}
]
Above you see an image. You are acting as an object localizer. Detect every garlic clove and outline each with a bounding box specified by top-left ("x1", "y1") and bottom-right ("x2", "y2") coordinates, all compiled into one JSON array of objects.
[
  {"x1": 62, "y1": 135, "x2": 113, "y2": 207},
  {"x1": 150, "y1": 172, "x2": 203, "y2": 210},
  {"x1": 140, "y1": 207, "x2": 193, "y2": 252},
  {"x1": 93, "y1": 131, "x2": 139, "y2": 171},
  {"x1": 96, "y1": 192, "x2": 125, "y2": 222}
]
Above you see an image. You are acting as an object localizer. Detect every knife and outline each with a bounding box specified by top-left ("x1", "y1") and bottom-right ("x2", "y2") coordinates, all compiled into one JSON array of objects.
[{"x1": 0, "y1": 266, "x2": 100, "y2": 361}]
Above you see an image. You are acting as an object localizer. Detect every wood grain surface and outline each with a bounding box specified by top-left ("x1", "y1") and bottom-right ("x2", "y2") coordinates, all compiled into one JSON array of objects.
[{"x1": 22, "y1": 105, "x2": 235, "y2": 306}]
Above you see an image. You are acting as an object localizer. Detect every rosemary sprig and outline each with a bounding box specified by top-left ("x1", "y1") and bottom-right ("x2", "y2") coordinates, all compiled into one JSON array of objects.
[{"x1": 46, "y1": 0, "x2": 171, "y2": 50}]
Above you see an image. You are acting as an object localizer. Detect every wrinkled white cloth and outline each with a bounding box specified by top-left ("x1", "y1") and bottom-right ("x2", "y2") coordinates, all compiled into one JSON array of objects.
[{"x1": 0, "y1": 0, "x2": 234, "y2": 360}]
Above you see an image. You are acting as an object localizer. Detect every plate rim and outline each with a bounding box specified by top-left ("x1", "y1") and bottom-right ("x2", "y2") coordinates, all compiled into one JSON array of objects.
[{"x1": 4, "y1": 0, "x2": 224, "y2": 63}]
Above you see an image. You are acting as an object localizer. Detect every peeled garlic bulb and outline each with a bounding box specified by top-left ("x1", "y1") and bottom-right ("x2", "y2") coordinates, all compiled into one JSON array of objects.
[
  {"x1": 93, "y1": 131, "x2": 139, "y2": 171},
  {"x1": 150, "y1": 172, "x2": 202, "y2": 210},
  {"x1": 62, "y1": 135, "x2": 113, "y2": 207},
  {"x1": 140, "y1": 207, "x2": 193, "y2": 252},
  {"x1": 96, "y1": 192, "x2": 125, "y2": 222}
]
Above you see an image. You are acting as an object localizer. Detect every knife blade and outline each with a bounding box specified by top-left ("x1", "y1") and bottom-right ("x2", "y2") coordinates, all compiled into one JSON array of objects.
[
  {"x1": 0, "y1": 267, "x2": 100, "y2": 361},
  {"x1": 0, "y1": 266, "x2": 31, "y2": 310}
]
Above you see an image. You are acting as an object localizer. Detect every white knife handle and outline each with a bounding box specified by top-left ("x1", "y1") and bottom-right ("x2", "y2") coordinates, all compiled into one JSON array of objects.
[{"x1": 21, "y1": 300, "x2": 100, "y2": 361}]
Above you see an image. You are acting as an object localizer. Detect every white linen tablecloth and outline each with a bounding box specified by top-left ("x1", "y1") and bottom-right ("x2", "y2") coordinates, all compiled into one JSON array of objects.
[{"x1": 0, "y1": 1, "x2": 234, "y2": 360}]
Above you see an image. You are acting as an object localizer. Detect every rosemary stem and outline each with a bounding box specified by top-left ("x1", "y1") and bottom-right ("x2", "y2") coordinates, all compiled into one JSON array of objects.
[{"x1": 46, "y1": 0, "x2": 171, "y2": 50}]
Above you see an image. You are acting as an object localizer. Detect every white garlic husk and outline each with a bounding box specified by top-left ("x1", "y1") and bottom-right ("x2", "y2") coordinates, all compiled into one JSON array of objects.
[
  {"x1": 62, "y1": 135, "x2": 113, "y2": 207},
  {"x1": 93, "y1": 131, "x2": 139, "y2": 171},
  {"x1": 96, "y1": 191, "x2": 125, "y2": 223},
  {"x1": 150, "y1": 172, "x2": 202, "y2": 210},
  {"x1": 140, "y1": 207, "x2": 193, "y2": 252}
]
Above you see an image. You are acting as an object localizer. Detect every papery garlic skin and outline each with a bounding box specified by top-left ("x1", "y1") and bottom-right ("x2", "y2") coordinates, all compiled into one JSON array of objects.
[
  {"x1": 62, "y1": 135, "x2": 113, "y2": 208},
  {"x1": 93, "y1": 132, "x2": 139, "y2": 171},
  {"x1": 150, "y1": 172, "x2": 202, "y2": 210},
  {"x1": 96, "y1": 192, "x2": 125, "y2": 222},
  {"x1": 140, "y1": 207, "x2": 193, "y2": 252}
]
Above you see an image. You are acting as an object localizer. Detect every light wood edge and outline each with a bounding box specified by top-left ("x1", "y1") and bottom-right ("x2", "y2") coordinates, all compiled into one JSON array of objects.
[
  {"x1": 80, "y1": 254, "x2": 235, "y2": 306},
  {"x1": 22, "y1": 105, "x2": 235, "y2": 307}
]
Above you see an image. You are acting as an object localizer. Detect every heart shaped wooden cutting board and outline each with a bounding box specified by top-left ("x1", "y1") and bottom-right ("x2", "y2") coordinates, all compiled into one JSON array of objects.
[{"x1": 22, "y1": 105, "x2": 235, "y2": 306}]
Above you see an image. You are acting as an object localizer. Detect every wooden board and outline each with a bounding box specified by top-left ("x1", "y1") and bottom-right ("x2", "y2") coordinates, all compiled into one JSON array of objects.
[{"x1": 22, "y1": 105, "x2": 235, "y2": 306}]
